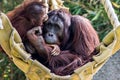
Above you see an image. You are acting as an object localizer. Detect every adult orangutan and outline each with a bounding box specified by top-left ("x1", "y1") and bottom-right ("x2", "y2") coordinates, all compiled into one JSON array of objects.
[{"x1": 27, "y1": 9, "x2": 100, "y2": 76}]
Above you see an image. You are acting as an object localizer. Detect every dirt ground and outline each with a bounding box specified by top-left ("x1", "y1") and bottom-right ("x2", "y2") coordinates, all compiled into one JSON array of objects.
[{"x1": 93, "y1": 50, "x2": 120, "y2": 80}]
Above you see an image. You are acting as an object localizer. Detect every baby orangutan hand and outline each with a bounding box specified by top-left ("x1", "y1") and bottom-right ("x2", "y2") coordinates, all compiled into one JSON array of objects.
[{"x1": 27, "y1": 26, "x2": 42, "y2": 41}]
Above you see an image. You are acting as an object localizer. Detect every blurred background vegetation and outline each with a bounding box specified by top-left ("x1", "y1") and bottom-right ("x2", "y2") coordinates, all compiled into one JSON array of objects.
[{"x1": 0, "y1": 0, "x2": 120, "y2": 80}]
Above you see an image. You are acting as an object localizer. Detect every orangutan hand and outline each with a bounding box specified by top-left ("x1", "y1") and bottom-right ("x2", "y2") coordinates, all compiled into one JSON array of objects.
[
  {"x1": 27, "y1": 26, "x2": 44, "y2": 45},
  {"x1": 49, "y1": 45, "x2": 60, "y2": 56}
]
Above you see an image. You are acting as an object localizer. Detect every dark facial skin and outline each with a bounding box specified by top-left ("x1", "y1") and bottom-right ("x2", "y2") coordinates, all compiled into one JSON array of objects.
[{"x1": 43, "y1": 15, "x2": 64, "y2": 45}]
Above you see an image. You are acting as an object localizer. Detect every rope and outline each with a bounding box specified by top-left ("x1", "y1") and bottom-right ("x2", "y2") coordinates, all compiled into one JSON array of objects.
[
  {"x1": 101, "y1": 0, "x2": 120, "y2": 28},
  {"x1": 0, "y1": 11, "x2": 4, "y2": 29}
]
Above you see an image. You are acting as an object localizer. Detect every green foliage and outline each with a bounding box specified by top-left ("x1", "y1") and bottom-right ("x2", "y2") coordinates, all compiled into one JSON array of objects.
[
  {"x1": 0, "y1": 0, "x2": 120, "y2": 80},
  {"x1": 64, "y1": 0, "x2": 114, "y2": 41},
  {"x1": 0, "y1": 0, "x2": 23, "y2": 13},
  {"x1": 0, "y1": 53, "x2": 25, "y2": 80}
]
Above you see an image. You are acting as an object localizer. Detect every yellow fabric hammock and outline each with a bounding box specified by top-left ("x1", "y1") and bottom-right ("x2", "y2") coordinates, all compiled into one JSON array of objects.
[{"x1": 0, "y1": 0, "x2": 120, "y2": 80}]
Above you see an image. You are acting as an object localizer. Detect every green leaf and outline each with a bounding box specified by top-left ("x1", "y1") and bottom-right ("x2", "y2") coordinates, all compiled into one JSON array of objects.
[
  {"x1": 112, "y1": 2, "x2": 120, "y2": 8},
  {"x1": 91, "y1": 10, "x2": 102, "y2": 21}
]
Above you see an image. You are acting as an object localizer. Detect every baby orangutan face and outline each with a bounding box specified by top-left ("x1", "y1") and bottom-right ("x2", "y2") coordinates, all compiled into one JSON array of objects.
[{"x1": 25, "y1": 2, "x2": 48, "y2": 26}]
